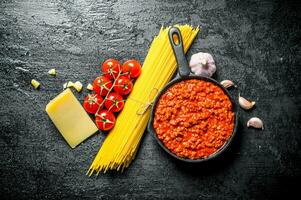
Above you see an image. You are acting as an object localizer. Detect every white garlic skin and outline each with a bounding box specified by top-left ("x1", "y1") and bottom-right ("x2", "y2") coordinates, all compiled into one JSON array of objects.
[
  {"x1": 189, "y1": 52, "x2": 216, "y2": 77},
  {"x1": 247, "y1": 117, "x2": 264, "y2": 130},
  {"x1": 238, "y1": 95, "x2": 255, "y2": 110},
  {"x1": 220, "y1": 80, "x2": 235, "y2": 88}
]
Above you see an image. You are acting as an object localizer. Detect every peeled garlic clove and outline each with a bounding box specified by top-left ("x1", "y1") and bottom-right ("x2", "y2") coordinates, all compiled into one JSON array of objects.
[
  {"x1": 239, "y1": 95, "x2": 255, "y2": 110},
  {"x1": 247, "y1": 117, "x2": 264, "y2": 130},
  {"x1": 220, "y1": 80, "x2": 235, "y2": 88}
]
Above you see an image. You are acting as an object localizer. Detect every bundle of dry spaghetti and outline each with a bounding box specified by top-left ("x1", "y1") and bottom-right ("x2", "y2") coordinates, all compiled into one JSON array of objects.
[{"x1": 87, "y1": 25, "x2": 199, "y2": 175}]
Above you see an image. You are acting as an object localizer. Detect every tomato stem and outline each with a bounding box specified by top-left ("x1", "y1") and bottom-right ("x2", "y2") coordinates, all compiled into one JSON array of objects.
[{"x1": 95, "y1": 70, "x2": 122, "y2": 115}]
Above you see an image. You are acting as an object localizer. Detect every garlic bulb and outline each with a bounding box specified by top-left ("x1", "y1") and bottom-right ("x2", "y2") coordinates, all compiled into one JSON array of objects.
[
  {"x1": 189, "y1": 52, "x2": 216, "y2": 77},
  {"x1": 239, "y1": 94, "x2": 255, "y2": 110},
  {"x1": 247, "y1": 117, "x2": 264, "y2": 130}
]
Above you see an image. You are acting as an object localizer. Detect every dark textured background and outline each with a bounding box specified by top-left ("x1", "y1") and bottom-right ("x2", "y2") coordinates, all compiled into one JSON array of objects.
[{"x1": 1, "y1": 0, "x2": 300, "y2": 199}]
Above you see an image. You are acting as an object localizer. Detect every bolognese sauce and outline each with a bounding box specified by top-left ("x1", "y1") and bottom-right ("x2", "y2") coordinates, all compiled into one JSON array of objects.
[{"x1": 153, "y1": 79, "x2": 234, "y2": 159}]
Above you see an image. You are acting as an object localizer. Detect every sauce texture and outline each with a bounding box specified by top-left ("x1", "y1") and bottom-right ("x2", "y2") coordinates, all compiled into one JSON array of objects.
[{"x1": 153, "y1": 79, "x2": 234, "y2": 159}]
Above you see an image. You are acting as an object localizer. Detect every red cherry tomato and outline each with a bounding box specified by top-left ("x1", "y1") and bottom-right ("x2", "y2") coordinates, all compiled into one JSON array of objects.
[
  {"x1": 83, "y1": 94, "x2": 103, "y2": 114},
  {"x1": 101, "y1": 59, "x2": 121, "y2": 79},
  {"x1": 122, "y1": 60, "x2": 141, "y2": 78},
  {"x1": 93, "y1": 76, "x2": 112, "y2": 96},
  {"x1": 113, "y1": 76, "x2": 133, "y2": 95},
  {"x1": 104, "y1": 92, "x2": 124, "y2": 112},
  {"x1": 95, "y1": 110, "x2": 116, "y2": 131}
]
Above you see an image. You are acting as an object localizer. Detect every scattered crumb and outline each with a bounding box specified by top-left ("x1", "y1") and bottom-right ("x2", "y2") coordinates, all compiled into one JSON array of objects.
[
  {"x1": 86, "y1": 83, "x2": 93, "y2": 91},
  {"x1": 74, "y1": 81, "x2": 83, "y2": 92},
  {"x1": 48, "y1": 68, "x2": 56, "y2": 76},
  {"x1": 31, "y1": 79, "x2": 40, "y2": 89},
  {"x1": 63, "y1": 81, "x2": 74, "y2": 89}
]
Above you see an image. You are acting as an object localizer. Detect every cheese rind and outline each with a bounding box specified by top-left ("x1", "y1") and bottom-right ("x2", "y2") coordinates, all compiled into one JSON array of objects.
[{"x1": 46, "y1": 88, "x2": 98, "y2": 148}]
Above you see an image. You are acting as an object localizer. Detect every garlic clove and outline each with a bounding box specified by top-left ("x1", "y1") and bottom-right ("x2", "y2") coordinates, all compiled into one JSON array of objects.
[
  {"x1": 191, "y1": 66, "x2": 206, "y2": 76},
  {"x1": 247, "y1": 117, "x2": 264, "y2": 130},
  {"x1": 190, "y1": 66, "x2": 200, "y2": 73},
  {"x1": 207, "y1": 63, "x2": 216, "y2": 77},
  {"x1": 189, "y1": 53, "x2": 202, "y2": 67},
  {"x1": 221, "y1": 80, "x2": 235, "y2": 88},
  {"x1": 239, "y1": 94, "x2": 255, "y2": 110}
]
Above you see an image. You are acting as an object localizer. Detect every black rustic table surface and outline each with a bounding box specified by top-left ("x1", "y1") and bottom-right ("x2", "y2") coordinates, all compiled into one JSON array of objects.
[{"x1": 1, "y1": 0, "x2": 300, "y2": 199}]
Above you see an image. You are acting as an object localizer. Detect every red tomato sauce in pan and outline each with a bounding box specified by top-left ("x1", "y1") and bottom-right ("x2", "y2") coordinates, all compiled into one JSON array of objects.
[{"x1": 153, "y1": 79, "x2": 234, "y2": 160}]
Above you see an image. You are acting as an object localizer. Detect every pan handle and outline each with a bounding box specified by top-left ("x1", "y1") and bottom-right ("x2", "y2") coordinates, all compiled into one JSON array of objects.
[{"x1": 168, "y1": 27, "x2": 190, "y2": 77}]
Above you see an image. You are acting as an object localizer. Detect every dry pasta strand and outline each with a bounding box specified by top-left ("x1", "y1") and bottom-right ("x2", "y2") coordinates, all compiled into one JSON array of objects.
[{"x1": 87, "y1": 25, "x2": 199, "y2": 176}]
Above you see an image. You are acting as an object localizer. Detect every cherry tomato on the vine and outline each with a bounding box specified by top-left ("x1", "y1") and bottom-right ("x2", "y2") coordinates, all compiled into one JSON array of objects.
[
  {"x1": 104, "y1": 92, "x2": 124, "y2": 112},
  {"x1": 83, "y1": 93, "x2": 104, "y2": 114},
  {"x1": 122, "y1": 60, "x2": 141, "y2": 78},
  {"x1": 95, "y1": 110, "x2": 116, "y2": 131},
  {"x1": 113, "y1": 76, "x2": 133, "y2": 95},
  {"x1": 101, "y1": 59, "x2": 121, "y2": 79},
  {"x1": 93, "y1": 76, "x2": 112, "y2": 96}
]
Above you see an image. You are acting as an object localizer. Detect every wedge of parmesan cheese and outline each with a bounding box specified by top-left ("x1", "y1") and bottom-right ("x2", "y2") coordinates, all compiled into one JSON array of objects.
[{"x1": 46, "y1": 89, "x2": 98, "y2": 148}]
